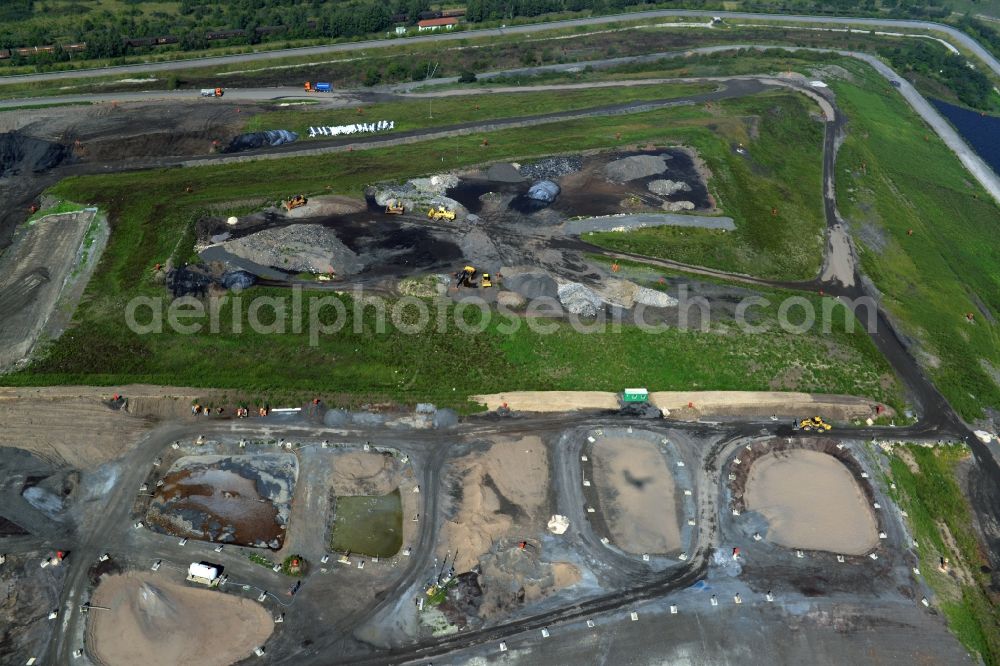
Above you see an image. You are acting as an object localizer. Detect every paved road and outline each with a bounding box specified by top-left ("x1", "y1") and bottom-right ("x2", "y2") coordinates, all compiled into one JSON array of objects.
[{"x1": 1, "y1": 9, "x2": 999, "y2": 85}]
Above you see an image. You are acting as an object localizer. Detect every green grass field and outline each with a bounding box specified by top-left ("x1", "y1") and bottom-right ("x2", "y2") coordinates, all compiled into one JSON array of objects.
[
  {"x1": 889, "y1": 445, "x2": 1000, "y2": 664},
  {"x1": 833, "y1": 65, "x2": 1000, "y2": 422},
  {"x1": 0, "y1": 90, "x2": 901, "y2": 409},
  {"x1": 585, "y1": 92, "x2": 826, "y2": 279}
]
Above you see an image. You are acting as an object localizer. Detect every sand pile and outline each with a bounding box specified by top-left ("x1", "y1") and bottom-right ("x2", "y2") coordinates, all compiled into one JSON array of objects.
[
  {"x1": 87, "y1": 572, "x2": 272, "y2": 666},
  {"x1": 744, "y1": 450, "x2": 878, "y2": 555},
  {"x1": 592, "y1": 437, "x2": 682, "y2": 554},
  {"x1": 604, "y1": 154, "x2": 668, "y2": 182},
  {"x1": 439, "y1": 437, "x2": 548, "y2": 573},
  {"x1": 635, "y1": 286, "x2": 678, "y2": 308},
  {"x1": 220, "y1": 224, "x2": 363, "y2": 275},
  {"x1": 328, "y1": 451, "x2": 402, "y2": 496}
]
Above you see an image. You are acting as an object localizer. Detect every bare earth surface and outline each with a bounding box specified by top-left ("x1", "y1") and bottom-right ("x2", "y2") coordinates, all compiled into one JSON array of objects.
[
  {"x1": 745, "y1": 449, "x2": 879, "y2": 555},
  {"x1": 0, "y1": 385, "x2": 213, "y2": 468},
  {"x1": 86, "y1": 571, "x2": 273, "y2": 666},
  {"x1": 592, "y1": 437, "x2": 681, "y2": 554},
  {"x1": 0, "y1": 211, "x2": 93, "y2": 371},
  {"x1": 472, "y1": 390, "x2": 889, "y2": 420}
]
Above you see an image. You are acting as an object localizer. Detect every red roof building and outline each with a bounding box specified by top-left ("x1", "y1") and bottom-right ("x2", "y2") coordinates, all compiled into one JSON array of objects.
[{"x1": 417, "y1": 17, "x2": 458, "y2": 31}]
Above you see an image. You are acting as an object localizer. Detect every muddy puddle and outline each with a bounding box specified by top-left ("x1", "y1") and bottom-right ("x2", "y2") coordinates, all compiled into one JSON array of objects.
[
  {"x1": 330, "y1": 488, "x2": 402, "y2": 557},
  {"x1": 146, "y1": 454, "x2": 296, "y2": 549},
  {"x1": 744, "y1": 449, "x2": 878, "y2": 555},
  {"x1": 591, "y1": 436, "x2": 682, "y2": 555}
]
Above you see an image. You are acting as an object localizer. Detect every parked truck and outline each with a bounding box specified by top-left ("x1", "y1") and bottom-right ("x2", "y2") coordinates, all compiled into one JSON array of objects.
[
  {"x1": 304, "y1": 81, "x2": 332, "y2": 92},
  {"x1": 200, "y1": 87, "x2": 224, "y2": 97}
]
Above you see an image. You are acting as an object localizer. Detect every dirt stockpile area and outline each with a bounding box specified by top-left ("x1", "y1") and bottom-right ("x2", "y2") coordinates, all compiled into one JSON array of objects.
[
  {"x1": 590, "y1": 436, "x2": 682, "y2": 555},
  {"x1": 0, "y1": 131, "x2": 71, "y2": 178},
  {"x1": 448, "y1": 149, "x2": 713, "y2": 221},
  {"x1": 146, "y1": 453, "x2": 297, "y2": 549},
  {"x1": 437, "y1": 436, "x2": 578, "y2": 619},
  {"x1": 732, "y1": 441, "x2": 880, "y2": 556},
  {"x1": 328, "y1": 450, "x2": 405, "y2": 496},
  {"x1": 0, "y1": 211, "x2": 94, "y2": 372},
  {"x1": 0, "y1": 551, "x2": 67, "y2": 662},
  {"x1": 218, "y1": 223, "x2": 363, "y2": 275},
  {"x1": 86, "y1": 571, "x2": 272, "y2": 666}
]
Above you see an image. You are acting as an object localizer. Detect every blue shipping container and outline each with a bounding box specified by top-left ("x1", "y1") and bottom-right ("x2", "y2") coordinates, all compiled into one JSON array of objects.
[{"x1": 315, "y1": 82, "x2": 332, "y2": 92}]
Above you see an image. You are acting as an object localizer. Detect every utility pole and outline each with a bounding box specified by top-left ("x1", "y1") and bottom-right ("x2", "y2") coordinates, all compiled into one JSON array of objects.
[{"x1": 426, "y1": 61, "x2": 439, "y2": 119}]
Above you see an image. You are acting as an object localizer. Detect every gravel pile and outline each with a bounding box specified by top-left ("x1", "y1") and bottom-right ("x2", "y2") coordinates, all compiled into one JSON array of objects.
[
  {"x1": 410, "y1": 174, "x2": 459, "y2": 193},
  {"x1": 222, "y1": 224, "x2": 363, "y2": 275},
  {"x1": 485, "y1": 163, "x2": 525, "y2": 183},
  {"x1": 604, "y1": 154, "x2": 668, "y2": 182},
  {"x1": 460, "y1": 228, "x2": 503, "y2": 267},
  {"x1": 557, "y1": 282, "x2": 603, "y2": 317},
  {"x1": 635, "y1": 286, "x2": 678, "y2": 308},
  {"x1": 663, "y1": 201, "x2": 695, "y2": 212},
  {"x1": 518, "y1": 155, "x2": 582, "y2": 180},
  {"x1": 502, "y1": 268, "x2": 559, "y2": 300},
  {"x1": 647, "y1": 179, "x2": 691, "y2": 196}
]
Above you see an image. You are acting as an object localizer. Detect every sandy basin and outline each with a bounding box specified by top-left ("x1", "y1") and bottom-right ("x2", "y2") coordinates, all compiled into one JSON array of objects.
[{"x1": 745, "y1": 449, "x2": 879, "y2": 555}]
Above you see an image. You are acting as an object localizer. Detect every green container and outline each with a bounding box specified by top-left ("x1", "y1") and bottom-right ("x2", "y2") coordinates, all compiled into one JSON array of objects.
[{"x1": 623, "y1": 388, "x2": 648, "y2": 403}]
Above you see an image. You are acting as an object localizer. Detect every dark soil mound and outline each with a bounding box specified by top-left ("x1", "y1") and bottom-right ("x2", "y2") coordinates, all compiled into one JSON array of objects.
[
  {"x1": 0, "y1": 132, "x2": 71, "y2": 177},
  {"x1": 223, "y1": 129, "x2": 298, "y2": 153}
]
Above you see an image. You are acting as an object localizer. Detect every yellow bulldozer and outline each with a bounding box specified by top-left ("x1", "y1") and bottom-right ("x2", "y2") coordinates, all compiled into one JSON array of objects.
[
  {"x1": 798, "y1": 415, "x2": 832, "y2": 432},
  {"x1": 385, "y1": 200, "x2": 405, "y2": 215},
  {"x1": 284, "y1": 194, "x2": 307, "y2": 211},
  {"x1": 427, "y1": 206, "x2": 456, "y2": 221}
]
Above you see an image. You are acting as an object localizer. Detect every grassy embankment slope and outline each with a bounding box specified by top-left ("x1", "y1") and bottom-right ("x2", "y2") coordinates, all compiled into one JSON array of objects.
[
  {"x1": 833, "y1": 66, "x2": 1000, "y2": 422},
  {"x1": 584, "y1": 91, "x2": 826, "y2": 279},
  {"x1": 1, "y1": 90, "x2": 898, "y2": 409},
  {"x1": 889, "y1": 444, "x2": 1000, "y2": 664}
]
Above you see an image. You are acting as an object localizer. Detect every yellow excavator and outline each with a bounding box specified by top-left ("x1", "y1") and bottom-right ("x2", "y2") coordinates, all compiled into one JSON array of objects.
[
  {"x1": 427, "y1": 206, "x2": 456, "y2": 221},
  {"x1": 385, "y1": 200, "x2": 405, "y2": 215},
  {"x1": 284, "y1": 194, "x2": 307, "y2": 211},
  {"x1": 799, "y1": 415, "x2": 832, "y2": 432}
]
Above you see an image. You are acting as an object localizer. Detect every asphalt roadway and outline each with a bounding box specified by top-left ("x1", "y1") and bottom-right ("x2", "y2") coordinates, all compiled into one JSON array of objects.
[{"x1": 1, "y1": 9, "x2": 999, "y2": 85}]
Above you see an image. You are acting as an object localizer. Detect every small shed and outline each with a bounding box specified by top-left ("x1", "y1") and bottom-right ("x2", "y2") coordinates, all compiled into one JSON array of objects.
[{"x1": 418, "y1": 18, "x2": 458, "y2": 31}]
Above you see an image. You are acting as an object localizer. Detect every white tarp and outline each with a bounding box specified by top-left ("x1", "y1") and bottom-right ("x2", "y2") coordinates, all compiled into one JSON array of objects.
[{"x1": 308, "y1": 120, "x2": 394, "y2": 138}]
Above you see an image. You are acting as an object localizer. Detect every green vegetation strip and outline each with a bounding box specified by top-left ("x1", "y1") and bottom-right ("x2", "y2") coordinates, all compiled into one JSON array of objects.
[
  {"x1": 889, "y1": 445, "x2": 1000, "y2": 664},
  {"x1": 834, "y1": 63, "x2": 1000, "y2": 421}
]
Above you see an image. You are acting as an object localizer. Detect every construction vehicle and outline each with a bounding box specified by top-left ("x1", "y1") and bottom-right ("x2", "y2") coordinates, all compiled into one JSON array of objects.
[
  {"x1": 798, "y1": 416, "x2": 832, "y2": 432},
  {"x1": 456, "y1": 265, "x2": 477, "y2": 287},
  {"x1": 304, "y1": 82, "x2": 332, "y2": 92},
  {"x1": 200, "y1": 88, "x2": 224, "y2": 97},
  {"x1": 427, "y1": 206, "x2": 456, "y2": 221},
  {"x1": 385, "y1": 200, "x2": 405, "y2": 215},
  {"x1": 481, "y1": 273, "x2": 492, "y2": 288},
  {"x1": 284, "y1": 194, "x2": 307, "y2": 210}
]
